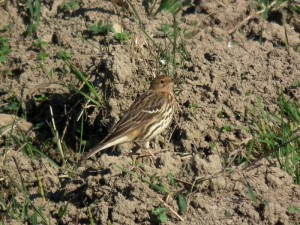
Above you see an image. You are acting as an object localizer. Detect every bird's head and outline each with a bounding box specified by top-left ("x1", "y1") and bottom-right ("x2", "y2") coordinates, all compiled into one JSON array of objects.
[{"x1": 149, "y1": 75, "x2": 174, "y2": 94}]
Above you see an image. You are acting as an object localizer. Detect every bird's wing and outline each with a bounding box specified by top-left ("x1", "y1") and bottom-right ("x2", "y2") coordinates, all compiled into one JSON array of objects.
[{"x1": 103, "y1": 90, "x2": 170, "y2": 143}]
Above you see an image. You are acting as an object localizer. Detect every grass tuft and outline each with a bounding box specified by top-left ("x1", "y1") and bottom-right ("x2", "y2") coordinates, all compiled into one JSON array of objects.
[
  {"x1": 244, "y1": 90, "x2": 300, "y2": 184},
  {"x1": 25, "y1": 0, "x2": 41, "y2": 36},
  {"x1": 0, "y1": 37, "x2": 10, "y2": 63}
]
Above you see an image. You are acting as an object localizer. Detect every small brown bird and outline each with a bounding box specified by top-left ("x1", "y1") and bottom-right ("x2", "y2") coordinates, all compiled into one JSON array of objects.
[{"x1": 80, "y1": 75, "x2": 175, "y2": 162}]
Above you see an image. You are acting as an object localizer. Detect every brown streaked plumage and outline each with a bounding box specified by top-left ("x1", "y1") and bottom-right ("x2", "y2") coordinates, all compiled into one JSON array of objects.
[{"x1": 80, "y1": 75, "x2": 175, "y2": 162}]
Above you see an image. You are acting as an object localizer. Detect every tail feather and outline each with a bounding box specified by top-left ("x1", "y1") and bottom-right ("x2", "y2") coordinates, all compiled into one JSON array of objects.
[
  {"x1": 79, "y1": 143, "x2": 106, "y2": 163},
  {"x1": 79, "y1": 136, "x2": 129, "y2": 163}
]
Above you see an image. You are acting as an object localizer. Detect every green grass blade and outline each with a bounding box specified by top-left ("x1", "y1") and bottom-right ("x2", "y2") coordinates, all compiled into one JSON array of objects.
[
  {"x1": 35, "y1": 0, "x2": 41, "y2": 24},
  {"x1": 68, "y1": 85, "x2": 102, "y2": 107},
  {"x1": 26, "y1": 0, "x2": 33, "y2": 19},
  {"x1": 58, "y1": 55, "x2": 102, "y2": 105}
]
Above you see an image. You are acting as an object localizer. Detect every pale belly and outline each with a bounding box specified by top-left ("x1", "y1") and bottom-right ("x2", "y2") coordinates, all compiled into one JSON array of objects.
[{"x1": 139, "y1": 106, "x2": 174, "y2": 142}]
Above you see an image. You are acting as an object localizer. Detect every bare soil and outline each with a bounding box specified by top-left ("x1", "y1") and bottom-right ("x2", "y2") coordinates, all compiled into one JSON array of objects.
[{"x1": 1, "y1": 0, "x2": 300, "y2": 224}]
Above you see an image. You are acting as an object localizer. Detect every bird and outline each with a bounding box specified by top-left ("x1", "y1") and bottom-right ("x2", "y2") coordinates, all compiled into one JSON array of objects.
[{"x1": 80, "y1": 75, "x2": 175, "y2": 162}]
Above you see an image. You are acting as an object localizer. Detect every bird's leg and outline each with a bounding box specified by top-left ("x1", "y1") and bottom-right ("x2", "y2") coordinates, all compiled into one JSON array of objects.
[
  {"x1": 124, "y1": 143, "x2": 140, "y2": 157},
  {"x1": 127, "y1": 142, "x2": 155, "y2": 165},
  {"x1": 137, "y1": 141, "x2": 157, "y2": 160}
]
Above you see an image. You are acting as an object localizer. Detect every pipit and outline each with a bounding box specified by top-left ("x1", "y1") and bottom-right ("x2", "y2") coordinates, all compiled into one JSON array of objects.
[{"x1": 81, "y1": 75, "x2": 175, "y2": 162}]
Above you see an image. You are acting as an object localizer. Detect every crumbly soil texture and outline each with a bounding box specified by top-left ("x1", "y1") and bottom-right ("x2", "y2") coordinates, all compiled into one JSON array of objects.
[{"x1": 1, "y1": 0, "x2": 300, "y2": 224}]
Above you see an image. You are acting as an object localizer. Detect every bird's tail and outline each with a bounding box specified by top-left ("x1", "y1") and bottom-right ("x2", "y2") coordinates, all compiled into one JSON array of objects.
[
  {"x1": 79, "y1": 143, "x2": 106, "y2": 163},
  {"x1": 79, "y1": 135, "x2": 129, "y2": 164}
]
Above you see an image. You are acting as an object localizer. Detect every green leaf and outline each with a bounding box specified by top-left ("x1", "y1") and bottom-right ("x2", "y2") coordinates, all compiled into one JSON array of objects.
[
  {"x1": 210, "y1": 142, "x2": 216, "y2": 150},
  {"x1": 225, "y1": 210, "x2": 232, "y2": 219},
  {"x1": 25, "y1": 0, "x2": 41, "y2": 36},
  {"x1": 89, "y1": 20, "x2": 114, "y2": 35},
  {"x1": 291, "y1": 5, "x2": 300, "y2": 15},
  {"x1": 35, "y1": 0, "x2": 41, "y2": 23},
  {"x1": 178, "y1": 194, "x2": 187, "y2": 214},
  {"x1": 167, "y1": 172, "x2": 177, "y2": 187},
  {"x1": 69, "y1": 2, "x2": 79, "y2": 10},
  {"x1": 30, "y1": 211, "x2": 38, "y2": 225},
  {"x1": 61, "y1": 2, "x2": 79, "y2": 12},
  {"x1": 152, "y1": 207, "x2": 167, "y2": 215},
  {"x1": 58, "y1": 204, "x2": 68, "y2": 220},
  {"x1": 150, "y1": 183, "x2": 169, "y2": 194},
  {"x1": 26, "y1": 23, "x2": 39, "y2": 36},
  {"x1": 49, "y1": 68, "x2": 54, "y2": 78},
  {"x1": 288, "y1": 206, "x2": 300, "y2": 214},
  {"x1": 159, "y1": 213, "x2": 168, "y2": 222},
  {"x1": 57, "y1": 50, "x2": 72, "y2": 59},
  {"x1": 153, "y1": 0, "x2": 181, "y2": 16},
  {"x1": 33, "y1": 39, "x2": 48, "y2": 49},
  {"x1": 221, "y1": 125, "x2": 232, "y2": 133},
  {"x1": 38, "y1": 52, "x2": 48, "y2": 61},
  {"x1": 276, "y1": 0, "x2": 286, "y2": 7},
  {"x1": 0, "y1": 55, "x2": 6, "y2": 62},
  {"x1": 113, "y1": 32, "x2": 130, "y2": 44},
  {"x1": 0, "y1": 37, "x2": 10, "y2": 62},
  {"x1": 2, "y1": 102, "x2": 20, "y2": 112},
  {"x1": 152, "y1": 208, "x2": 168, "y2": 223},
  {"x1": 247, "y1": 185, "x2": 258, "y2": 207},
  {"x1": 26, "y1": 0, "x2": 34, "y2": 19}
]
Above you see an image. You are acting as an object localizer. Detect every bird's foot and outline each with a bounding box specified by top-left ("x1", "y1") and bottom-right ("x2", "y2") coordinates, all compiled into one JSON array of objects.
[{"x1": 133, "y1": 149, "x2": 156, "y2": 164}]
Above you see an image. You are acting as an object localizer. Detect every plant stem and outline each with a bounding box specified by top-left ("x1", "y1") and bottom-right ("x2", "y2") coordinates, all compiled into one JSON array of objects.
[{"x1": 172, "y1": 14, "x2": 177, "y2": 78}]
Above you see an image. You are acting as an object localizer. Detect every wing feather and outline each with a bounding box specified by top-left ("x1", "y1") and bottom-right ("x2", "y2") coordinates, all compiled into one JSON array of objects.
[{"x1": 101, "y1": 90, "x2": 169, "y2": 144}]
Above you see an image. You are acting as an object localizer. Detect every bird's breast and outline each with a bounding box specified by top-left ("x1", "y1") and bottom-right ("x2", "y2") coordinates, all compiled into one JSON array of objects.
[{"x1": 138, "y1": 103, "x2": 174, "y2": 142}]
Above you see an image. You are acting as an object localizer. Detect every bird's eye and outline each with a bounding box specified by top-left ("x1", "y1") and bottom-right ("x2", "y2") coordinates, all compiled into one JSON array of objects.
[{"x1": 160, "y1": 80, "x2": 164, "y2": 84}]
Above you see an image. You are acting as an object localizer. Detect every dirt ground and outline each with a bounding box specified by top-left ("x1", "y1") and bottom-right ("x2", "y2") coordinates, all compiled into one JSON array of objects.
[{"x1": 1, "y1": 0, "x2": 300, "y2": 224}]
